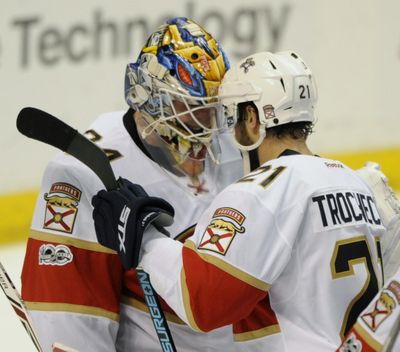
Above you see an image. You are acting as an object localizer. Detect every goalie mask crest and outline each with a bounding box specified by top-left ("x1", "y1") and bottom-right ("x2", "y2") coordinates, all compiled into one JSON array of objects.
[
  {"x1": 198, "y1": 207, "x2": 246, "y2": 255},
  {"x1": 43, "y1": 182, "x2": 81, "y2": 234}
]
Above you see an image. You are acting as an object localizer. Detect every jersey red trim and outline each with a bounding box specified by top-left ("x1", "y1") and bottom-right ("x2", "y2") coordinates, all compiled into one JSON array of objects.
[
  {"x1": 21, "y1": 237, "x2": 123, "y2": 316},
  {"x1": 182, "y1": 244, "x2": 267, "y2": 331},
  {"x1": 233, "y1": 294, "x2": 280, "y2": 341},
  {"x1": 123, "y1": 269, "x2": 180, "y2": 317}
]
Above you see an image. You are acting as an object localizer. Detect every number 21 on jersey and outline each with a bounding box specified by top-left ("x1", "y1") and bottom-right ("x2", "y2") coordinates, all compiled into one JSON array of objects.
[{"x1": 331, "y1": 235, "x2": 382, "y2": 339}]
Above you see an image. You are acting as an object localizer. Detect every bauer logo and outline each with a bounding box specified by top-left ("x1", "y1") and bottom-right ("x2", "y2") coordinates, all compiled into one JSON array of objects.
[
  {"x1": 198, "y1": 207, "x2": 246, "y2": 255},
  {"x1": 39, "y1": 244, "x2": 73, "y2": 266},
  {"x1": 43, "y1": 182, "x2": 81, "y2": 234}
]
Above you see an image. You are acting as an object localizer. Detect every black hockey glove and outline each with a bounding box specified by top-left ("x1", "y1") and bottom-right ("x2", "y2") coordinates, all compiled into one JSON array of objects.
[{"x1": 92, "y1": 177, "x2": 174, "y2": 270}]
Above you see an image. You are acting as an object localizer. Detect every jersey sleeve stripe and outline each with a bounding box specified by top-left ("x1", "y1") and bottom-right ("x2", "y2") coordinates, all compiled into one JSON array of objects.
[
  {"x1": 232, "y1": 294, "x2": 281, "y2": 341},
  {"x1": 22, "y1": 237, "x2": 123, "y2": 317},
  {"x1": 180, "y1": 268, "x2": 202, "y2": 332},
  {"x1": 354, "y1": 322, "x2": 382, "y2": 351},
  {"x1": 173, "y1": 224, "x2": 196, "y2": 242},
  {"x1": 181, "y1": 241, "x2": 269, "y2": 332},
  {"x1": 120, "y1": 295, "x2": 185, "y2": 325},
  {"x1": 24, "y1": 301, "x2": 119, "y2": 321},
  {"x1": 184, "y1": 240, "x2": 270, "y2": 291},
  {"x1": 29, "y1": 229, "x2": 116, "y2": 254},
  {"x1": 233, "y1": 324, "x2": 281, "y2": 342}
]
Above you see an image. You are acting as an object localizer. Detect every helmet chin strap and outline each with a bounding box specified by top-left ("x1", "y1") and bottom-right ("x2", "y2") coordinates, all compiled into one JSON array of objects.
[
  {"x1": 241, "y1": 148, "x2": 260, "y2": 174},
  {"x1": 205, "y1": 142, "x2": 220, "y2": 165},
  {"x1": 235, "y1": 125, "x2": 264, "y2": 174}
]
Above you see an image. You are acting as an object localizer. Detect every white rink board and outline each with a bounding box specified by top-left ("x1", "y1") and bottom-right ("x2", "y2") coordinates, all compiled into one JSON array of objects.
[{"x1": 0, "y1": 0, "x2": 399, "y2": 194}]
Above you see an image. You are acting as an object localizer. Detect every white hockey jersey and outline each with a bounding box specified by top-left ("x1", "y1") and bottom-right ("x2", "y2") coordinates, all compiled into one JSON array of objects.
[
  {"x1": 337, "y1": 265, "x2": 400, "y2": 351},
  {"x1": 21, "y1": 110, "x2": 281, "y2": 352},
  {"x1": 140, "y1": 152, "x2": 386, "y2": 352}
]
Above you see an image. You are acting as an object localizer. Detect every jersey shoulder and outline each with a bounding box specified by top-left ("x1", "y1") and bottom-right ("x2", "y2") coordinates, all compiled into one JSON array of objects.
[
  {"x1": 269, "y1": 154, "x2": 371, "y2": 194},
  {"x1": 224, "y1": 154, "x2": 373, "y2": 211},
  {"x1": 30, "y1": 111, "x2": 128, "y2": 243}
]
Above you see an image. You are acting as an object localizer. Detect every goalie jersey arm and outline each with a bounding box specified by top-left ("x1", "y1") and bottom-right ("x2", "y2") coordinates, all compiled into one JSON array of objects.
[
  {"x1": 140, "y1": 180, "x2": 297, "y2": 332},
  {"x1": 337, "y1": 265, "x2": 400, "y2": 352},
  {"x1": 21, "y1": 154, "x2": 123, "y2": 352}
]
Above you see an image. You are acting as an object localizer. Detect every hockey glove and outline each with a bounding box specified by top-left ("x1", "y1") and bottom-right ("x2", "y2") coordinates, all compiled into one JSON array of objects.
[{"x1": 92, "y1": 177, "x2": 174, "y2": 270}]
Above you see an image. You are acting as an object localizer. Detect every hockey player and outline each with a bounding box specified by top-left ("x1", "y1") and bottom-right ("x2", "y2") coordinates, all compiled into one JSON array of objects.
[
  {"x1": 92, "y1": 51, "x2": 386, "y2": 352},
  {"x1": 356, "y1": 162, "x2": 400, "y2": 281},
  {"x1": 337, "y1": 265, "x2": 400, "y2": 352},
  {"x1": 337, "y1": 163, "x2": 400, "y2": 352},
  {"x1": 20, "y1": 17, "x2": 263, "y2": 352}
]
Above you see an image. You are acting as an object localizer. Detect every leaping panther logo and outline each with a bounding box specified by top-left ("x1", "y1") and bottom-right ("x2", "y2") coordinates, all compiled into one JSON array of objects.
[
  {"x1": 43, "y1": 182, "x2": 81, "y2": 233},
  {"x1": 240, "y1": 57, "x2": 255, "y2": 73},
  {"x1": 198, "y1": 207, "x2": 246, "y2": 255},
  {"x1": 44, "y1": 194, "x2": 79, "y2": 208}
]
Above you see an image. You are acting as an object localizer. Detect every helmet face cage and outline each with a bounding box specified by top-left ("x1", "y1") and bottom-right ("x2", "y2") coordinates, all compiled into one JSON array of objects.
[
  {"x1": 125, "y1": 17, "x2": 229, "y2": 164},
  {"x1": 219, "y1": 51, "x2": 317, "y2": 151},
  {"x1": 141, "y1": 87, "x2": 220, "y2": 142}
]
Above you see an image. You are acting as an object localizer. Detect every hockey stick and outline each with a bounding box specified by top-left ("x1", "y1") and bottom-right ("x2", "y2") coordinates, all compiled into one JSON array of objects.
[
  {"x1": 17, "y1": 107, "x2": 177, "y2": 352},
  {"x1": 0, "y1": 260, "x2": 43, "y2": 352}
]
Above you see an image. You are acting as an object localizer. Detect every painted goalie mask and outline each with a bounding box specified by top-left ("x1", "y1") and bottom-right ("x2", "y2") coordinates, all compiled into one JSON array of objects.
[{"x1": 124, "y1": 17, "x2": 230, "y2": 171}]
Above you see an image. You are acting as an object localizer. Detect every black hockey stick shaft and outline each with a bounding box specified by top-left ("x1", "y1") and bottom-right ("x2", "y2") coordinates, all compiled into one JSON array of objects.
[
  {"x1": 0, "y1": 261, "x2": 43, "y2": 352},
  {"x1": 17, "y1": 107, "x2": 118, "y2": 191},
  {"x1": 17, "y1": 107, "x2": 176, "y2": 352}
]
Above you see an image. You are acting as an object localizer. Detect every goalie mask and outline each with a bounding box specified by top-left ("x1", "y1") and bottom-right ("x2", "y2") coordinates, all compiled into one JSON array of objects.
[
  {"x1": 125, "y1": 17, "x2": 229, "y2": 174},
  {"x1": 219, "y1": 51, "x2": 317, "y2": 152}
]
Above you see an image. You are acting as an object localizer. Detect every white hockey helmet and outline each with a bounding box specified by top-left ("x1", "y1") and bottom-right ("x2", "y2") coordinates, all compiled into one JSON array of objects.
[{"x1": 219, "y1": 51, "x2": 317, "y2": 151}]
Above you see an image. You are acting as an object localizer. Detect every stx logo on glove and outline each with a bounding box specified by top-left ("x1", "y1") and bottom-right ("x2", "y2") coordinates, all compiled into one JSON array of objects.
[
  {"x1": 118, "y1": 205, "x2": 131, "y2": 254},
  {"x1": 92, "y1": 177, "x2": 174, "y2": 269}
]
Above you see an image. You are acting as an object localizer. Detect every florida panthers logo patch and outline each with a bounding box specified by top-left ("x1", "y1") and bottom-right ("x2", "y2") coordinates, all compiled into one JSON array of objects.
[
  {"x1": 361, "y1": 290, "x2": 396, "y2": 331},
  {"x1": 43, "y1": 182, "x2": 81, "y2": 234},
  {"x1": 198, "y1": 207, "x2": 246, "y2": 255},
  {"x1": 263, "y1": 104, "x2": 276, "y2": 119}
]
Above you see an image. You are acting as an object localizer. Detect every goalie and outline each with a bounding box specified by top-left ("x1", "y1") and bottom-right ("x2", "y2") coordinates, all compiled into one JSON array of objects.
[{"x1": 19, "y1": 17, "x2": 261, "y2": 352}]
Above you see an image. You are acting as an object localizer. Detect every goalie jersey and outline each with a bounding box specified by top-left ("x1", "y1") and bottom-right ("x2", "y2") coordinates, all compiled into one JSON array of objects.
[
  {"x1": 337, "y1": 265, "x2": 400, "y2": 352},
  {"x1": 140, "y1": 152, "x2": 386, "y2": 352},
  {"x1": 21, "y1": 110, "x2": 283, "y2": 351}
]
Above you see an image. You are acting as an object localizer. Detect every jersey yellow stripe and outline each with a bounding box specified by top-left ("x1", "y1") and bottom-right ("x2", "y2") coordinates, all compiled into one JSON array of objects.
[
  {"x1": 233, "y1": 324, "x2": 281, "y2": 342},
  {"x1": 184, "y1": 240, "x2": 270, "y2": 292},
  {"x1": 353, "y1": 321, "x2": 383, "y2": 351},
  {"x1": 25, "y1": 301, "x2": 119, "y2": 321},
  {"x1": 180, "y1": 268, "x2": 203, "y2": 332},
  {"x1": 121, "y1": 295, "x2": 185, "y2": 325},
  {"x1": 29, "y1": 229, "x2": 116, "y2": 254}
]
